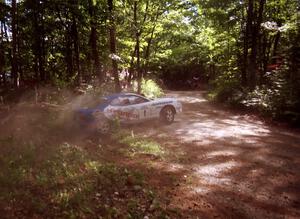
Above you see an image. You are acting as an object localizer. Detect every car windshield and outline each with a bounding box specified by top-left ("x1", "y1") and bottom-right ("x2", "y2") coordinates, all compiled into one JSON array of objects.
[
  {"x1": 110, "y1": 95, "x2": 149, "y2": 106},
  {"x1": 81, "y1": 97, "x2": 108, "y2": 108}
]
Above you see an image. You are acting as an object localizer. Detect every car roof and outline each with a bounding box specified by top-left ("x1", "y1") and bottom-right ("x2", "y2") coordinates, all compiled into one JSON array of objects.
[{"x1": 105, "y1": 92, "x2": 146, "y2": 100}]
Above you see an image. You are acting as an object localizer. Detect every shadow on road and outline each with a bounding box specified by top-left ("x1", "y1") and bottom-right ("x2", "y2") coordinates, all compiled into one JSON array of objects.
[{"x1": 128, "y1": 90, "x2": 300, "y2": 218}]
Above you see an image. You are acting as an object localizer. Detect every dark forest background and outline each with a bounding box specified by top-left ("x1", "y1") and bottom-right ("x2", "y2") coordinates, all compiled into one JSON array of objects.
[{"x1": 0, "y1": 0, "x2": 299, "y2": 123}]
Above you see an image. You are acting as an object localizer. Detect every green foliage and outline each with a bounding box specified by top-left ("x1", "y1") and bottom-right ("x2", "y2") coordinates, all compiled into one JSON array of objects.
[
  {"x1": 243, "y1": 63, "x2": 300, "y2": 123},
  {"x1": 52, "y1": 76, "x2": 72, "y2": 89},
  {"x1": 0, "y1": 136, "x2": 167, "y2": 218},
  {"x1": 112, "y1": 131, "x2": 164, "y2": 157},
  {"x1": 0, "y1": 0, "x2": 299, "y2": 125},
  {"x1": 140, "y1": 79, "x2": 164, "y2": 98},
  {"x1": 208, "y1": 63, "x2": 242, "y2": 103}
]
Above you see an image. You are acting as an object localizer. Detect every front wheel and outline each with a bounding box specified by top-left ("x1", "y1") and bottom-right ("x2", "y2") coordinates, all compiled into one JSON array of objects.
[{"x1": 160, "y1": 106, "x2": 175, "y2": 124}]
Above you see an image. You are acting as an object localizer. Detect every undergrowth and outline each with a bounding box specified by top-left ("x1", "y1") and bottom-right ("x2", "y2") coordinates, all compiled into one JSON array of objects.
[
  {"x1": 0, "y1": 136, "x2": 170, "y2": 218},
  {"x1": 112, "y1": 131, "x2": 165, "y2": 157},
  {"x1": 208, "y1": 64, "x2": 300, "y2": 125}
]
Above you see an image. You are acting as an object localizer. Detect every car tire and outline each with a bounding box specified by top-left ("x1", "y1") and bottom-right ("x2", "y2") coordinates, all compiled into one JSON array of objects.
[
  {"x1": 160, "y1": 106, "x2": 175, "y2": 124},
  {"x1": 93, "y1": 111, "x2": 111, "y2": 135},
  {"x1": 96, "y1": 119, "x2": 111, "y2": 135}
]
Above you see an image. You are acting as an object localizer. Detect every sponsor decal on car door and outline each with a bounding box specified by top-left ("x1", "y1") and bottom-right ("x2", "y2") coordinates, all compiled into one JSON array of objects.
[{"x1": 104, "y1": 105, "x2": 139, "y2": 122}]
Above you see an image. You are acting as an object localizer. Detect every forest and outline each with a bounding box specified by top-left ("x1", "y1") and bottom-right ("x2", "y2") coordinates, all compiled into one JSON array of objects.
[
  {"x1": 0, "y1": 0, "x2": 299, "y2": 122},
  {"x1": 0, "y1": 0, "x2": 300, "y2": 218}
]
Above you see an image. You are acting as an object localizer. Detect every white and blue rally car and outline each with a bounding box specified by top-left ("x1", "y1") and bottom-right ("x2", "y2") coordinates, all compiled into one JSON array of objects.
[{"x1": 75, "y1": 93, "x2": 182, "y2": 133}]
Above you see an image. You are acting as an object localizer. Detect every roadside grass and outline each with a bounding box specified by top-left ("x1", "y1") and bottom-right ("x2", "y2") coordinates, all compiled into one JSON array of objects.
[
  {"x1": 112, "y1": 131, "x2": 165, "y2": 158},
  {"x1": 0, "y1": 102, "x2": 178, "y2": 218},
  {"x1": 0, "y1": 135, "x2": 171, "y2": 218}
]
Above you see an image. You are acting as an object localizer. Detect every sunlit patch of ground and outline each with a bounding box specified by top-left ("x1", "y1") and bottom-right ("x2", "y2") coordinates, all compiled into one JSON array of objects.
[{"x1": 131, "y1": 90, "x2": 300, "y2": 218}]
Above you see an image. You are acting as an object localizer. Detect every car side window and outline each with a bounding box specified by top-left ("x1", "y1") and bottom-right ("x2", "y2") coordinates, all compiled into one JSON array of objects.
[
  {"x1": 110, "y1": 97, "x2": 131, "y2": 106},
  {"x1": 110, "y1": 95, "x2": 149, "y2": 106},
  {"x1": 110, "y1": 97, "x2": 121, "y2": 106},
  {"x1": 127, "y1": 96, "x2": 149, "y2": 105}
]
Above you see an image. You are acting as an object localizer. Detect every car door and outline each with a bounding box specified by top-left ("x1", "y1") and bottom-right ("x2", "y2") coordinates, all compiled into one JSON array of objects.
[
  {"x1": 123, "y1": 95, "x2": 152, "y2": 122},
  {"x1": 103, "y1": 96, "x2": 140, "y2": 123},
  {"x1": 129, "y1": 96, "x2": 152, "y2": 121},
  {"x1": 106, "y1": 95, "x2": 153, "y2": 123}
]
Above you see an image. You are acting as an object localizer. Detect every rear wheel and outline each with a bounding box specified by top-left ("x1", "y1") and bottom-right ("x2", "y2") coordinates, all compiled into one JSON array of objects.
[
  {"x1": 96, "y1": 119, "x2": 111, "y2": 134},
  {"x1": 160, "y1": 106, "x2": 175, "y2": 124},
  {"x1": 93, "y1": 111, "x2": 111, "y2": 134}
]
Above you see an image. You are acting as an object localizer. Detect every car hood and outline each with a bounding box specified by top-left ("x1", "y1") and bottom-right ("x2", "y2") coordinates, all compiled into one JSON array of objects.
[
  {"x1": 154, "y1": 97, "x2": 176, "y2": 103},
  {"x1": 76, "y1": 108, "x2": 98, "y2": 115}
]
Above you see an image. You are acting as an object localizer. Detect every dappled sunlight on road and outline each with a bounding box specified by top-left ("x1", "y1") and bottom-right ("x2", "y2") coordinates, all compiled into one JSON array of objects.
[
  {"x1": 195, "y1": 161, "x2": 239, "y2": 187},
  {"x1": 161, "y1": 91, "x2": 272, "y2": 143},
  {"x1": 131, "y1": 91, "x2": 300, "y2": 218},
  {"x1": 196, "y1": 161, "x2": 239, "y2": 176},
  {"x1": 206, "y1": 149, "x2": 239, "y2": 158},
  {"x1": 166, "y1": 93, "x2": 208, "y2": 104}
]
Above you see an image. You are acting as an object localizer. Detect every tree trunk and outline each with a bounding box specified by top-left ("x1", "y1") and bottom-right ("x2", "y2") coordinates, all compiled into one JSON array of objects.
[
  {"x1": 249, "y1": 0, "x2": 265, "y2": 89},
  {"x1": 88, "y1": 0, "x2": 103, "y2": 82},
  {"x1": 1, "y1": 20, "x2": 9, "y2": 85},
  {"x1": 143, "y1": 12, "x2": 159, "y2": 72},
  {"x1": 33, "y1": 0, "x2": 45, "y2": 82},
  {"x1": 0, "y1": 22, "x2": 5, "y2": 86},
  {"x1": 242, "y1": 0, "x2": 254, "y2": 87},
  {"x1": 133, "y1": 1, "x2": 142, "y2": 94},
  {"x1": 261, "y1": 34, "x2": 268, "y2": 83},
  {"x1": 128, "y1": 43, "x2": 138, "y2": 84},
  {"x1": 11, "y1": 0, "x2": 18, "y2": 87},
  {"x1": 272, "y1": 31, "x2": 280, "y2": 57},
  {"x1": 108, "y1": 0, "x2": 121, "y2": 92},
  {"x1": 66, "y1": 33, "x2": 73, "y2": 80},
  {"x1": 72, "y1": 15, "x2": 81, "y2": 85},
  {"x1": 16, "y1": 3, "x2": 23, "y2": 83}
]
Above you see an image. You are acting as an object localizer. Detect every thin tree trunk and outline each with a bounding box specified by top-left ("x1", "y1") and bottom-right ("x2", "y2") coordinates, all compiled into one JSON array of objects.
[
  {"x1": 40, "y1": 2, "x2": 46, "y2": 82},
  {"x1": 0, "y1": 22, "x2": 5, "y2": 86},
  {"x1": 143, "y1": 25, "x2": 155, "y2": 73},
  {"x1": 242, "y1": 0, "x2": 254, "y2": 87},
  {"x1": 128, "y1": 0, "x2": 151, "y2": 87},
  {"x1": 66, "y1": 33, "x2": 73, "y2": 80},
  {"x1": 272, "y1": 31, "x2": 280, "y2": 57},
  {"x1": 72, "y1": 15, "x2": 81, "y2": 85},
  {"x1": 249, "y1": 0, "x2": 265, "y2": 89},
  {"x1": 261, "y1": 34, "x2": 268, "y2": 83},
  {"x1": 143, "y1": 11, "x2": 159, "y2": 71},
  {"x1": 2, "y1": 22, "x2": 9, "y2": 84},
  {"x1": 128, "y1": 43, "x2": 138, "y2": 84},
  {"x1": 33, "y1": 0, "x2": 45, "y2": 82},
  {"x1": 134, "y1": 1, "x2": 142, "y2": 94},
  {"x1": 16, "y1": 3, "x2": 23, "y2": 83},
  {"x1": 11, "y1": 0, "x2": 18, "y2": 87},
  {"x1": 108, "y1": 0, "x2": 121, "y2": 92},
  {"x1": 88, "y1": 0, "x2": 102, "y2": 82}
]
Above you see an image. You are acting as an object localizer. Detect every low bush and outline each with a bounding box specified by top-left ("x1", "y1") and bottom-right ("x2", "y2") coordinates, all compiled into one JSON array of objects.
[
  {"x1": 208, "y1": 68, "x2": 242, "y2": 103},
  {"x1": 242, "y1": 65, "x2": 300, "y2": 124},
  {"x1": 134, "y1": 79, "x2": 164, "y2": 99}
]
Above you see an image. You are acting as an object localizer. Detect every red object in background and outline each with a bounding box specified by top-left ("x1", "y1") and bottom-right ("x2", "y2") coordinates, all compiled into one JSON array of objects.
[
  {"x1": 20, "y1": 78, "x2": 39, "y2": 88},
  {"x1": 266, "y1": 56, "x2": 283, "y2": 72},
  {"x1": 267, "y1": 64, "x2": 280, "y2": 72}
]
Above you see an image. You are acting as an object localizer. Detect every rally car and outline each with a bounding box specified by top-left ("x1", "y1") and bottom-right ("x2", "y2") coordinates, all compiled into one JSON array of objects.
[{"x1": 75, "y1": 93, "x2": 182, "y2": 133}]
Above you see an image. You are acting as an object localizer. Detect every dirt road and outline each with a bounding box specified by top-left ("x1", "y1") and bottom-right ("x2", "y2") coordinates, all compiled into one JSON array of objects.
[
  {"x1": 1, "y1": 90, "x2": 299, "y2": 218},
  {"x1": 131, "y1": 91, "x2": 300, "y2": 219}
]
